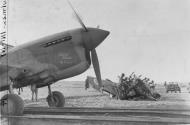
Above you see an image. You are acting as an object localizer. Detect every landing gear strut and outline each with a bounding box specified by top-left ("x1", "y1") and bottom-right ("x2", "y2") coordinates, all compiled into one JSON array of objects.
[
  {"x1": 1, "y1": 82, "x2": 24, "y2": 115},
  {"x1": 46, "y1": 85, "x2": 65, "y2": 107}
]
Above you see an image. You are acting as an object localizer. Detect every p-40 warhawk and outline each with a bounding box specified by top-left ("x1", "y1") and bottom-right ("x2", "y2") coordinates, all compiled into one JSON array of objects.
[{"x1": 0, "y1": 2, "x2": 109, "y2": 115}]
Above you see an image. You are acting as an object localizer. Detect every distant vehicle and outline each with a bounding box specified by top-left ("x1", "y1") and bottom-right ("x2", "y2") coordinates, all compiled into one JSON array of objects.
[{"x1": 166, "y1": 84, "x2": 181, "y2": 93}]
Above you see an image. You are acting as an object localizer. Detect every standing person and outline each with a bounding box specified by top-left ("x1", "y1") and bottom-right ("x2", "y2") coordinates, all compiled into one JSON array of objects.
[
  {"x1": 8, "y1": 77, "x2": 14, "y2": 94},
  {"x1": 120, "y1": 73, "x2": 125, "y2": 83},
  {"x1": 118, "y1": 73, "x2": 125, "y2": 83},
  {"x1": 18, "y1": 87, "x2": 23, "y2": 95},
  {"x1": 31, "y1": 84, "x2": 38, "y2": 102},
  {"x1": 85, "y1": 77, "x2": 89, "y2": 90},
  {"x1": 149, "y1": 80, "x2": 155, "y2": 90},
  {"x1": 164, "y1": 81, "x2": 167, "y2": 87}
]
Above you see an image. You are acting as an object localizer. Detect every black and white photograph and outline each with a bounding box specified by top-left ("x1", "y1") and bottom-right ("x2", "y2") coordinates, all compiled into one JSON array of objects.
[{"x1": 0, "y1": 0, "x2": 190, "y2": 124}]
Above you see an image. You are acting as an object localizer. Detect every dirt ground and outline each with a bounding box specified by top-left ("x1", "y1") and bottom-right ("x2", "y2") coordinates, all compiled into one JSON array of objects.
[
  {"x1": 7, "y1": 80, "x2": 188, "y2": 110},
  {"x1": 1, "y1": 81, "x2": 190, "y2": 125},
  {"x1": 1, "y1": 81, "x2": 190, "y2": 109}
]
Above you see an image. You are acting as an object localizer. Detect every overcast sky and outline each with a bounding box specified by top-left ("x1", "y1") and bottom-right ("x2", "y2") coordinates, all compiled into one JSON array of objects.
[{"x1": 7, "y1": 0, "x2": 190, "y2": 83}]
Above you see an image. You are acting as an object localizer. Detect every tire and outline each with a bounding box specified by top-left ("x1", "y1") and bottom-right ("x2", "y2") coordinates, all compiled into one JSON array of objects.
[
  {"x1": 47, "y1": 91, "x2": 65, "y2": 107},
  {"x1": 152, "y1": 93, "x2": 161, "y2": 99},
  {"x1": 1, "y1": 94, "x2": 24, "y2": 116}
]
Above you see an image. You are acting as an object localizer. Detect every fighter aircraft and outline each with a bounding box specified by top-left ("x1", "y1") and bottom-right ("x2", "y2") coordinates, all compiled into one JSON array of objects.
[{"x1": 0, "y1": 2, "x2": 109, "y2": 115}]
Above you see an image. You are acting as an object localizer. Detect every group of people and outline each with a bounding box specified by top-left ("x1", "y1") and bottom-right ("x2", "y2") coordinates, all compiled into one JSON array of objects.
[
  {"x1": 118, "y1": 72, "x2": 156, "y2": 90},
  {"x1": 117, "y1": 72, "x2": 160, "y2": 100}
]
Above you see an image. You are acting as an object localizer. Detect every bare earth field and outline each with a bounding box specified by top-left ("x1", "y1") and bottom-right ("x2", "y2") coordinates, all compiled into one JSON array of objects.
[{"x1": 4, "y1": 80, "x2": 189, "y2": 110}]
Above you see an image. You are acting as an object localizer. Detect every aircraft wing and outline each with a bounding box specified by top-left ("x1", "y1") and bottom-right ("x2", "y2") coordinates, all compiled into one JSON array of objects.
[
  {"x1": 85, "y1": 76, "x2": 119, "y2": 97},
  {"x1": 0, "y1": 63, "x2": 27, "y2": 91},
  {"x1": 0, "y1": 63, "x2": 23, "y2": 77}
]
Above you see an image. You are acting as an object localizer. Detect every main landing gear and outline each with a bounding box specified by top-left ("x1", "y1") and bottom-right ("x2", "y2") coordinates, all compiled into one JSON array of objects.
[
  {"x1": 1, "y1": 94, "x2": 24, "y2": 116},
  {"x1": 1, "y1": 84, "x2": 65, "y2": 116},
  {"x1": 1, "y1": 83, "x2": 24, "y2": 116},
  {"x1": 46, "y1": 85, "x2": 65, "y2": 107}
]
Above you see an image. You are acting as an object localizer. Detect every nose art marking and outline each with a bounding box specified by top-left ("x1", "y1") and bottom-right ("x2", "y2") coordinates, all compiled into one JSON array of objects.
[{"x1": 58, "y1": 53, "x2": 73, "y2": 64}]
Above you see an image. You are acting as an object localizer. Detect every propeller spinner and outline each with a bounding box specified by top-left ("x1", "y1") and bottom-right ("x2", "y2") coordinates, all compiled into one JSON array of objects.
[{"x1": 68, "y1": 1, "x2": 109, "y2": 89}]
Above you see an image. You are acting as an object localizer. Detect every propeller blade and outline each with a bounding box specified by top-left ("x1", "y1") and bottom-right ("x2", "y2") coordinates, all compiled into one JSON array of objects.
[
  {"x1": 67, "y1": 0, "x2": 88, "y2": 32},
  {"x1": 91, "y1": 49, "x2": 102, "y2": 89}
]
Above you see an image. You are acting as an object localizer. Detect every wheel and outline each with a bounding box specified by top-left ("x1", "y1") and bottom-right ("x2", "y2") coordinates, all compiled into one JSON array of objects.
[
  {"x1": 46, "y1": 91, "x2": 65, "y2": 107},
  {"x1": 152, "y1": 93, "x2": 161, "y2": 99},
  {"x1": 1, "y1": 94, "x2": 24, "y2": 116}
]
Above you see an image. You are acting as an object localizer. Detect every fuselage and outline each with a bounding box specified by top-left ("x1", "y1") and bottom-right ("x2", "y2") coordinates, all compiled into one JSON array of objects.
[
  {"x1": 0, "y1": 27, "x2": 109, "y2": 91},
  {"x1": 0, "y1": 28, "x2": 91, "y2": 91}
]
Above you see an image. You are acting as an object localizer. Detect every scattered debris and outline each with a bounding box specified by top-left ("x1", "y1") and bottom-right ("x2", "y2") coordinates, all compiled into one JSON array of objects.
[{"x1": 85, "y1": 76, "x2": 120, "y2": 99}]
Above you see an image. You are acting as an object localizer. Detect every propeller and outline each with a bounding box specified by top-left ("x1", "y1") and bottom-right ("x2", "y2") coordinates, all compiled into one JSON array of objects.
[
  {"x1": 68, "y1": 0, "x2": 103, "y2": 89},
  {"x1": 67, "y1": 0, "x2": 87, "y2": 32},
  {"x1": 91, "y1": 49, "x2": 102, "y2": 88}
]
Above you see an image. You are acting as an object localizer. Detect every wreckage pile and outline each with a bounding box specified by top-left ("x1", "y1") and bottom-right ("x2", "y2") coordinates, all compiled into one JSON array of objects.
[
  {"x1": 85, "y1": 73, "x2": 161, "y2": 101},
  {"x1": 117, "y1": 73, "x2": 160, "y2": 101}
]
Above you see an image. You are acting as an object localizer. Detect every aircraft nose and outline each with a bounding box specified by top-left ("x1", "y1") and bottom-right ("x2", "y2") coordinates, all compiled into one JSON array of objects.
[{"x1": 84, "y1": 28, "x2": 109, "y2": 50}]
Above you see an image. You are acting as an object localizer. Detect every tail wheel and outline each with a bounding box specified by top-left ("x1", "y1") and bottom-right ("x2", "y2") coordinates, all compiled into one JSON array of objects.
[
  {"x1": 1, "y1": 94, "x2": 24, "y2": 116},
  {"x1": 46, "y1": 91, "x2": 65, "y2": 107}
]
